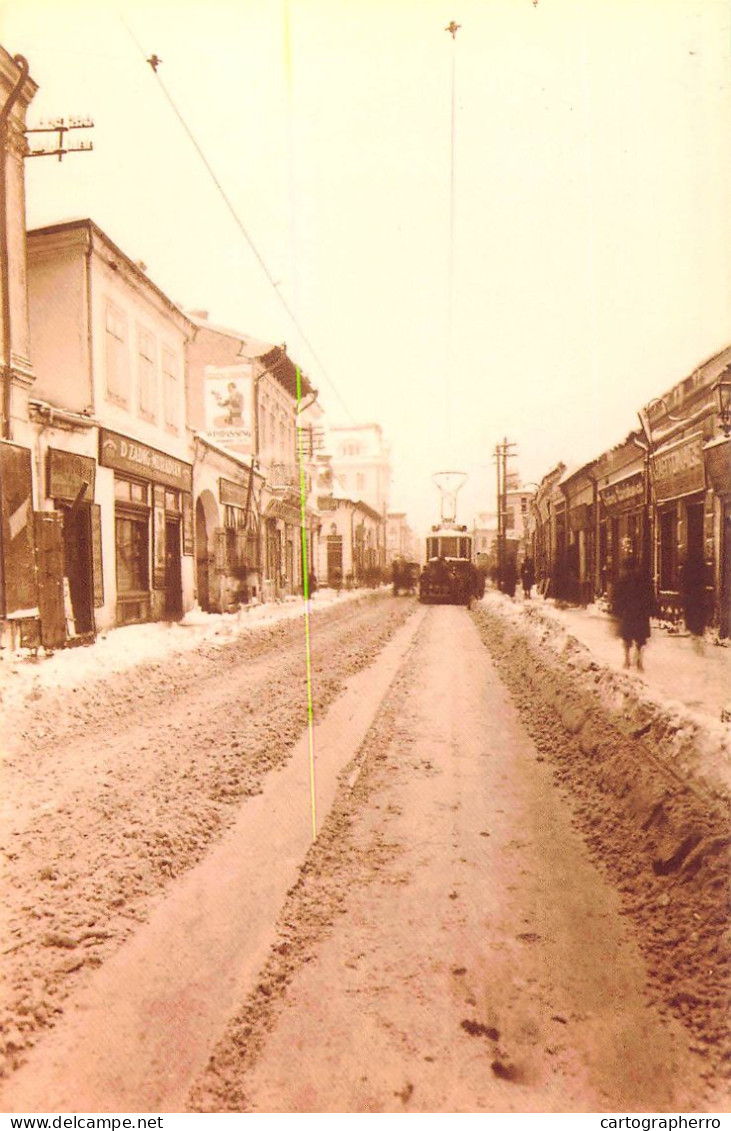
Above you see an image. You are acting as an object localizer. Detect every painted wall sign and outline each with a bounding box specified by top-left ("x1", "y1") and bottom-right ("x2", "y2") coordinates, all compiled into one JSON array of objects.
[
  {"x1": 600, "y1": 472, "x2": 645, "y2": 513},
  {"x1": 219, "y1": 477, "x2": 249, "y2": 509},
  {"x1": 99, "y1": 429, "x2": 192, "y2": 492},
  {"x1": 203, "y1": 363, "x2": 254, "y2": 454},
  {"x1": 653, "y1": 433, "x2": 705, "y2": 503},
  {"x1": 47, "y1": 448, "x2": 96, "y2": 502}
]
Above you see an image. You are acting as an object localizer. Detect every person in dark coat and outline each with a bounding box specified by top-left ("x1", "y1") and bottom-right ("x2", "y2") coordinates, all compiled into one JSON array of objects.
[
  {"x1": 612, "y1": 545, "x2": 653, "y2": 670},
  {"x1": 680, "y1": 550, "x2": 706, "y2": 654},
  {"x1": 503, "y1": 559, "x2": 517, "y2": 598},
  {"x1": 520, "y1": 557, "x2": 535, "y2": 599}
]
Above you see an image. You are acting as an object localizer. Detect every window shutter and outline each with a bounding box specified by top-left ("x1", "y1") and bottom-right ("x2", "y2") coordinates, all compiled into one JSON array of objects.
[{"x1": 91, "y1": 503, "x2": 104, "y2": 607}]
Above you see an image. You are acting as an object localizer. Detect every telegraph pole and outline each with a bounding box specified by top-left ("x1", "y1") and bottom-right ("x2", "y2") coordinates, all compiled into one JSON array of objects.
[
  {"x1": 494, "y1": 438, "x2": 517, "y2": 591},
  {"x1": 25, "y1": 116, "x2": 94, "y2": 161}
]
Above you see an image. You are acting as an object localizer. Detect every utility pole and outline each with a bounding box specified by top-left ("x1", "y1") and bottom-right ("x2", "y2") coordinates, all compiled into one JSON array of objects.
[
  {"x1": 494, "y1": 438, "x2": 517, "y2": 591},
  {"x1": 25, "y1": 116, "x2": 94, "y2": 161}
]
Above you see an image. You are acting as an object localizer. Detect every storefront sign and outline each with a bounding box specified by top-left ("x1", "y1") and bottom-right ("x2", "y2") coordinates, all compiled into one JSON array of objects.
[
  {"x1": 220, "y1": 477, "x2": 249, "y2": 509},
  {"x1": 653, "y1": 433, "x2": 705, "y2": 503},
  {"x1": 266, "y1": 497, "x2": 303, "y2": 526},
  {"x1": 600, "y1": 472, "x2": 644, "y2": 514},
  {"x1": 47, "y1": 448, "x2": 96, "y2": 502},
  {"x1": 99, "y1": 429, "x2": 192, "y2": 492},
  {"x1": 203, "y1": 363, "x2": 254, "y2": 454}
]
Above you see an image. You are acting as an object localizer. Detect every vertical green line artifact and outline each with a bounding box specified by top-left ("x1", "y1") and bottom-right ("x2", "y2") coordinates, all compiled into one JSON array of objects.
[{"x1": 296, "y1": 365, "x2": 317, "y2": 840}]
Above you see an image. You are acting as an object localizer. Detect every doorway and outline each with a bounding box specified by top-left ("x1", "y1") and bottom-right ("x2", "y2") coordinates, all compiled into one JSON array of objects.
[
  {"x1": 195, "y1": 497, "x2": 210, "y2": 612},
  {"x1": 62, "y1": 503, "x2": 95, "y2": 637},
  {"x1": 165, "y1": 518, "x2": 183, "y2": 620},
  {"x1": 686, "y1": 501, "x2": 704, "y2": 560}
]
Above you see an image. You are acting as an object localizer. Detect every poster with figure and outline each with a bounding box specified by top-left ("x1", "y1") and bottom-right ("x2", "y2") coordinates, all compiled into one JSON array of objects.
[{"x1": 204, "y1": 363, "x2": 254, "y2": 454}]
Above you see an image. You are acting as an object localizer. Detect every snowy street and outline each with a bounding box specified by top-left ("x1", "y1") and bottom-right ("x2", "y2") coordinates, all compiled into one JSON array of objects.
[{"x1": 0, "y1": 589, "x2": 728, "y2": 1112}]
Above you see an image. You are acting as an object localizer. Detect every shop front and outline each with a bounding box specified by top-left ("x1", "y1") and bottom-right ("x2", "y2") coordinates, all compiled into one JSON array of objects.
[
  {"x1": 703, "y1": 437, "x2": 730, "y2": 637},
  {"x1": 99, "y1": 429, "x2": 193, "y2": 626},
  {"x1": 216, "y1": 475, "x2": 260, "y2": 610},
  {"x1": 263, "y1": 491, "x2": 303, "y2": 599},
  {"x1": 561, "y1": 462, "x2": 597, "y2": 606},
  {"x1": 598, "y1": 468, "x2": 646, "y2": 596},
  {"x1": 0, "y1": 441, "x2": 38, "y2": 647},
  {"x1": 44, "y1": 447, "x2": 102, "y2": 643},
  {"x1": 651, "y1": 431, "x2": 710, "y2": 622}
]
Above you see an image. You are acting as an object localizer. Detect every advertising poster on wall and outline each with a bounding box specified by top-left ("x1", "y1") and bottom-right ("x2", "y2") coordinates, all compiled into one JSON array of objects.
[{"x1": 204, "y1": 363, "x2": 254, "y2": 455}]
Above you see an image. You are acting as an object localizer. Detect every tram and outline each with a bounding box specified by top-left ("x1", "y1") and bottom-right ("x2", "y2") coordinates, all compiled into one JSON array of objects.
[
  {"x1": 419, "y1": 523, "x2": 482, "y2": 605},
  {"x1": 418, "y1": 472, "x2": 484, "y2": 606}
]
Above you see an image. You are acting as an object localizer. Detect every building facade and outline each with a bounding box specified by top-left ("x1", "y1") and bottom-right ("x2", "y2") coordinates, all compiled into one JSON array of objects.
[
  {"x1": 526, "y1": 346, "x2": 731, "y2": 635},
  {"x1": 0, "y1": 49, "x2": 38, "y2": 643},
  {"x1": 385, "y1": 511, "x2": 416, "y2": 566},
  {"x1": 328, "y1": 423, "x2": 391, "y2": 518},
  {"x1": 186, "y1": 316, "x2": 319, "y2": 606},
  {"x1": 25, "y1": 220, "x2": 195, "y2": 637}
]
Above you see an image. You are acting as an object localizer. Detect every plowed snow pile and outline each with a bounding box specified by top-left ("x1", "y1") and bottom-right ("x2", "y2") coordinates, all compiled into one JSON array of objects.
[
  {"x1": 470, "y1": 597, "x2": 730, "y2": 1078},
  {"x1": 0, "y1": 591, "x2": 413, "y2": 1078}
]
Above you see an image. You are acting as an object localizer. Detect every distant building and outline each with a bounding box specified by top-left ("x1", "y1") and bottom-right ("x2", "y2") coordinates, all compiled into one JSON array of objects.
[
  {"x1": 328, "y1": 423, "x2": 391, "y2": 518},
  {"x1": 186, "y1": 315, "x2": 320, "y2": 606},
  {"x1": 471, "y1": 512, "x2": 496, "y2": 573},
  {"x1": 385, "y1": 512, "x2": 416, "y2": 566}
]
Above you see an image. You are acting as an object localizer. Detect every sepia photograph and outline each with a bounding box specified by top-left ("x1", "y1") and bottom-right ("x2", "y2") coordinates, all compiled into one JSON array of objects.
[{"x1": 0, "y1": 0, "x2": 729, "y2": 1120}]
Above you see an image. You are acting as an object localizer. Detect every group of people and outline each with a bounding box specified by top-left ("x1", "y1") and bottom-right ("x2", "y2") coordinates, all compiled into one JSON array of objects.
[
  {"x1": 498, "y1": 543, "x2": 707, "y2": 672},
  {"x1": 488, "y1": 556, "x2": 535, "y2": 599}
]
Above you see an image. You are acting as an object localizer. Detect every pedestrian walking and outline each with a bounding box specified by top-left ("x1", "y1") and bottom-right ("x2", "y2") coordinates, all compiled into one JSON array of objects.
[
  {"x1": 503, "y1": 559, "x2": 517, "y2": 598},
  {"x1": 520, "y1": 557, "x2": 535, "y2": 599},
  {"x1": 680, "y1": 549, "x2": 706, "y2": 654},
  {"x1": 611, "y1": 541, "x2": 653, "y2": 671}
]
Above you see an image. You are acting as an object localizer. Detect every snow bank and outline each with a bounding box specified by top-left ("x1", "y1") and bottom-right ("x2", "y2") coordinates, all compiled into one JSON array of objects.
[
  {"x1": 0, "y1": 588, "x2": 374, "y2": 733},
  {"x1": 472, "y1": 592, "x2": 730, "y2": 1064}
]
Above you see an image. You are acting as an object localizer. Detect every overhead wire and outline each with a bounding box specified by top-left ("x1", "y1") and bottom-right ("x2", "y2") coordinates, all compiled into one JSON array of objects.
[
  {"x1": 118, "y1": 12, "x2": 354, "y2": 423},
  {"x1": 445, "y1": 21, "x2": 459, "y2": 460}
]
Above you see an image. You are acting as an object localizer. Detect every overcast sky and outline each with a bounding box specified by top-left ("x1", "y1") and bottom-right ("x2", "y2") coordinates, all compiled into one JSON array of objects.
[{"x1": 1, "y1": 0, "x2": 729, "y2": 535}]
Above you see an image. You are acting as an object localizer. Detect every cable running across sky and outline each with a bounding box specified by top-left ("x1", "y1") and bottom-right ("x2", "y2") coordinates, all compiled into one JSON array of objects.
[{"x1": 118, "y1": 12, "x2": 354, "y2": 424}]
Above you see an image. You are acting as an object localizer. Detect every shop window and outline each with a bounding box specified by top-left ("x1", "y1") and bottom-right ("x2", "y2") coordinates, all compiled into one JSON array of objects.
[
  {"x1": 114, "y1": 478, "x2": 149, "y2": 505},
  {"x1": 162, "y1": 348, "x2": 179, "y2": 432},
  {"x1": 105, "y1": 304, "x2": 129, "y2": 405},
  {"x1": 165, "y1": 490, "x2": 180, "y2": 513},
  {"x1": 137, "y1": 328, "x2": 157, "y2": 421},
  {"x1": 224, "y1": 505, "x2": 248, "y2": 529},
  {"x1": 260, "y1": 403, "x2": 268, "y2": 450},
  {"x1": 115, "y1": 513, "x2": 149, "y2": 593}
]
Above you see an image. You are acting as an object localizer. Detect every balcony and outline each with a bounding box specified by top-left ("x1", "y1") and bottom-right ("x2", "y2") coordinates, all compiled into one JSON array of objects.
[{"x1": 267, "y1": 461, "x2": 314, "y2": 496}]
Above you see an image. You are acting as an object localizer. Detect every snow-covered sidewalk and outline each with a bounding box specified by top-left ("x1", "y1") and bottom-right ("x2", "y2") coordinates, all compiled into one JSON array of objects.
[
  {"x1": 0, "y1": 587, "x2": 371, "y2": 724},
  {"x1": 479, "y1": 588, "x2": 731, "y2": 728}
]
